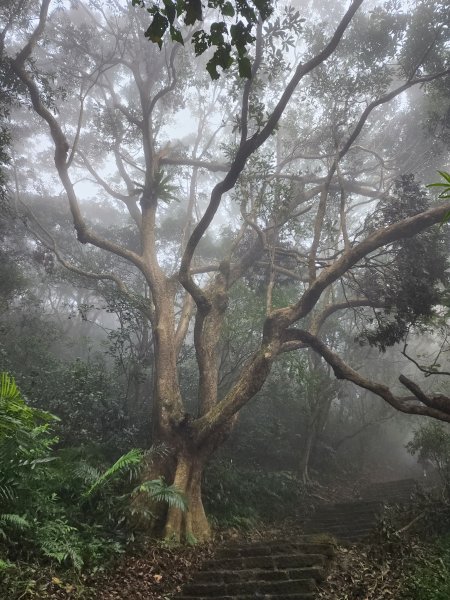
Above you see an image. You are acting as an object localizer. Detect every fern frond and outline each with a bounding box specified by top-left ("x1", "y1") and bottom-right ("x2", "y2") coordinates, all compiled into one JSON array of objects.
[
  {"x1": 0, "y1": 484, "x2": 15, "y2": 503},
  {"x1": 146, "y1": 443, "x2": 170, "y2": 461},
  {"x1": 0, "y1": 513, "x2": 30, "y2": 530},
  {"x1": 74, "y1": 462, "x2": 101, "y2": 485},
  {"x1": 85, "y1": 449, "x2": 144, "y2": 497},
  {"x1": 0, "y1": 558, "x2": 14, "y2": 570},
  {"x1": 0, "y1": 373, "x2": 20, "y2": 403},
  {"x1": 135, "y1": 478, "x2": 187, "y2": 511},
  {"x1": 37, "y1": 520, "x2": 84, "y2": 570}
]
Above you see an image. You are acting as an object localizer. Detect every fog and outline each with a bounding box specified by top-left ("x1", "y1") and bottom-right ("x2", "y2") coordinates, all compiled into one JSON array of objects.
[{"x1": 0, "y1": 0, "x2": 449, "y2": 579}]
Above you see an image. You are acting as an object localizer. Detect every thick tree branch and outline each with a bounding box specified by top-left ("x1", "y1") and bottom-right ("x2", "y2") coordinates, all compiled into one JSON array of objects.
[
  {"x1": 179, "y1": 0, "x2": 364, "y2": 307},
  {"x1": 307, "y1": 68, "x2": 450, "y2": 282},
  {"x1": 311, "y1": 298, "x2": 387, "y2": 335},
  {"x1": 286, "y1": 330, "x2": 450, "y2": 421},
  {"x1": 12, "y1": 11, "x2": 147, "y2": 276},
  {"x1": 195, "y1": 200, "x2": 450, "y2": 440},
  {"x1": 268, "y1": 201, "x2": 450, "y2": 332}
]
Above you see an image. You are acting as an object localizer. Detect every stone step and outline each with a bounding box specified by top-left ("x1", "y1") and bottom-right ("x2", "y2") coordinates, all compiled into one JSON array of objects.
[
  {"x1": 217, "y1": 541, "x2": 335, "y2": 559},
  {"x1": 305, "y1": 533, "x2": 372, "y2": 542},
  {"x1": 329, "y1": 499, "x2": 383, "y2": 508},
  {"x1": 307, "y1": 514, "x2": 379, "y2": 524},
  {"x1": 316, "y1": 501, "x2": 384, "y2": 515},
  {"x1": 194, "y1": 566, "x2": 326, "y2": 584},
  {"x1": 177, "y1": 594, "x2": 316, "y2": 600},
  {"x1": 361, "y1": 479, "x2": 417, "y2": 502},
  {"x1": 304, "y1": 521, "x2": 374, "y2": 531},
  {"x1": 201, "y1": 553, "x2": 326, "y2": 572},
  {"x1": 182, "y1": 577, "x2": 317, "y2": 597}
]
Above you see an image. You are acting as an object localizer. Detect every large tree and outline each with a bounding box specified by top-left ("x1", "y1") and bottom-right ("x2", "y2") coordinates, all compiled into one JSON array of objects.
[{"x1": 5, "y1": 0, "x2": 450, "y2": 540}]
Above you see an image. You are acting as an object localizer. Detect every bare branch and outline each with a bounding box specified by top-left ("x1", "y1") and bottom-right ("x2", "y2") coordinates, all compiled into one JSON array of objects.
[
  {"x1": 12, "y1": 22, "x2": 147, "y2": 275},
  {"x1": 240, "y1": 19, "x2": 263, "y2": 143},
  {"x1": 311, "y1": 298, "x2": 387, "y2": 335},
  {"x1": 401, "y1": 340, "x2": 450, "y2": 377},
  {"x1": 160, "y1": 157, "x2": 230, "y2": 172}
]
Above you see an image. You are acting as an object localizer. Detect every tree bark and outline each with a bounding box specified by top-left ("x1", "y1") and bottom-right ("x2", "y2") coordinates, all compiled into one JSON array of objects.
[{"x1": 163, "y1": 451, "x2": 211, "y2": 542}]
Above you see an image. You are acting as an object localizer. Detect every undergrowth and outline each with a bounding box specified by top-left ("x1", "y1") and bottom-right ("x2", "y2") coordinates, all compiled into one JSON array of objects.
[
  {"x1": 0, "y1": 372, "x2": 186, "y2": 599},
  {"x1": 203, "y1": 459, "x2": 308, "y2": 528},
  {"x1": 402, "y1": 534, "x2": 450, "y2": 600}
]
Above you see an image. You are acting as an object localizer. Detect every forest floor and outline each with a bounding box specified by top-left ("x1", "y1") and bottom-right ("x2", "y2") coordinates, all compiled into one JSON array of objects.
[
  {"x1": 84, "y1": 527, "x2": 423, "y2": 600},
  {"x1": 16, "y1": 474, "x2": 435, "y2": 600}
]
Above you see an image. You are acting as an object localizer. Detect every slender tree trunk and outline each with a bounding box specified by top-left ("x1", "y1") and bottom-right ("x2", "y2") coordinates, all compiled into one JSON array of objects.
[{"x1": 299, "y1": 427, "x2": 315, "y2": 484}]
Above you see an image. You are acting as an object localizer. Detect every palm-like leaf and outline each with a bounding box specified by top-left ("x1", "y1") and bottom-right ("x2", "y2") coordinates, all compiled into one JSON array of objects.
[
  {"x1": 134, "y1": 478, "x2": 187, "y2": 511},
  {"x1": 427, "y1": 171, "x2": 450, "y2": 224},
  {"x1": 0, "y1": 373, "x2": 20, "y2": 403},
  {"x1": 84, "y1": 448, "x2": 144, "y2": 497}
]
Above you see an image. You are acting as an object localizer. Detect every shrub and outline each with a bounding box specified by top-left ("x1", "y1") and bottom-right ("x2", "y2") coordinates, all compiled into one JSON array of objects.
[
  {"x1": 0, "y1": 373, "x2": 186, "y2": 575},
  {"x1": 203, "y1": 460, "x2": 307, "y2": 528},
  {"x1": 407, "y1": 422, "x2": 450, "y2": 492},
  {"x1": 402, "y1": 535, "x2": 450, "y2": 600}
]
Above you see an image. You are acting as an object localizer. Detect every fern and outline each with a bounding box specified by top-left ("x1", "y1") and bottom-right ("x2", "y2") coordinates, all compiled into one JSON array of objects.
[
  {"x1": 0, "y1": 483, "x2": 15, "y2": 503},
  {"x1": 74, "y1": 461, "x2": 101, "y2": 486},
  {"x1": 84, "y1": 448, "x2": 144, "y2": 497},
  {"x1": 0, "y1": 372, "x2": 20, "y2": 403},
  {"x1": 0, "y1": 514, "x2": 30, "y2": 530},
  {"x1": 0, "y1": 372, "x2": 55, "y2": 435},
  {"x1": 135, "y1": 478, "x2": 187, "y2": 511},
  {"x1": 36, "y1": 520, "x2": 84, "y2": 570}
]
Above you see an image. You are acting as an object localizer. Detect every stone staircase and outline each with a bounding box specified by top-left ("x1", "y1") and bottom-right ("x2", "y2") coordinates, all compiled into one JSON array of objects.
[
  {"x1": 302, "y1": 499, "x2": 384, "y2": 542},
  {"x1": 303, "y1": 478, "x2": 418, "y2": 543},
  {"x1": 175, "y1": 479, "x2": 418, "y2": 599},
  {"x1": 361, "y1": 478, "x2": 417, "y2": 503},
  {"x1": 176, "y1": 537, "x2": 336, "y2": 599}
]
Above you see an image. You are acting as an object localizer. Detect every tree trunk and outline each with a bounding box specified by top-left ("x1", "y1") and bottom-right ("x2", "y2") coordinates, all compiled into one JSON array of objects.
[
  {"x1": 298, "y1": 424, "x2": 315, "y2": 484},
  {"x1": 163, "y1": 452, "x2": 210, "y2": 542}
]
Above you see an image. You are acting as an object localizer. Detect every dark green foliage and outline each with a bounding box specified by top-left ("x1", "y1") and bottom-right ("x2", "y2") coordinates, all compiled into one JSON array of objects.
[
  {"x1": 0, "y1": 304, "x2": 136, "y2": 449},
  {"x1": 31, "y1": 357, "x2": 134, "y2": 450},
  {"x1": 407, "y1": 422, "x2": 450, "y2": 491},
  {"x1": 402, "y1": 535, "x2": 450, "y2": 600},
  {"x1": 359, "y1": 175, "x2": 448, "y2": 351},
  {"x1": 0, "y1": 373, "x2": 186, "y2": 589},
  {"x1": 203, "y1": 460, "x2": 307, "y2": 528},
  {"x1": 132, "y1": 0, "x2": 273, "y2": 79}
]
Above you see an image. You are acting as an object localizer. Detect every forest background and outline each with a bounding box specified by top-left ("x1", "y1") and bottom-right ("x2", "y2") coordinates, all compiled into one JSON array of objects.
[{"x1": 0, "y1": 0, "x2": 449, "y2": 597}]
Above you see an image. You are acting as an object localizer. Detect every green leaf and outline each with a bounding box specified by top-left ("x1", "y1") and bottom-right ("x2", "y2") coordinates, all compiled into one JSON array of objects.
[
  {"x1": 221, "y1": 1, "x2": 235, "y2": 17},
  {"x1": 0, "y1": 513, "x2": 30, "y2": 530},
  {"x1": 238, "y1": 55, "x2": 252, "y2": 78},
  {"x1": 135, "y1": 478, "x2": 187, "y2": 510},
  {"x1": 206, "y1": 60, "x2": 220, "y2": 80},
  {"x1": 163, "y1": 0, "x2": 177, "y2": 24},
  {"x1": 192, "y1": 30, "x2": 209, "y2": 55},
  {"x1": 253, "y1": 0, "x2": 274, "y2": 20},
  {"x1": 210, "y1": 22, "x2": 227, "y2": 46},
  {"x1": 437, "y1": 170, "x2": 450, "y2": 184},
  {"x1": 184, "y1": 0, "x2": 203, "y2": 25},
  {"x1": 170, "y1": 25, "x2": 184, "y2": 45},
  {"x1": 144, "y1": 12, "x2": 169, "y2": 48},
  {"x1": 84, "y1": 449, "x2": 143, "y2": 497}
]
